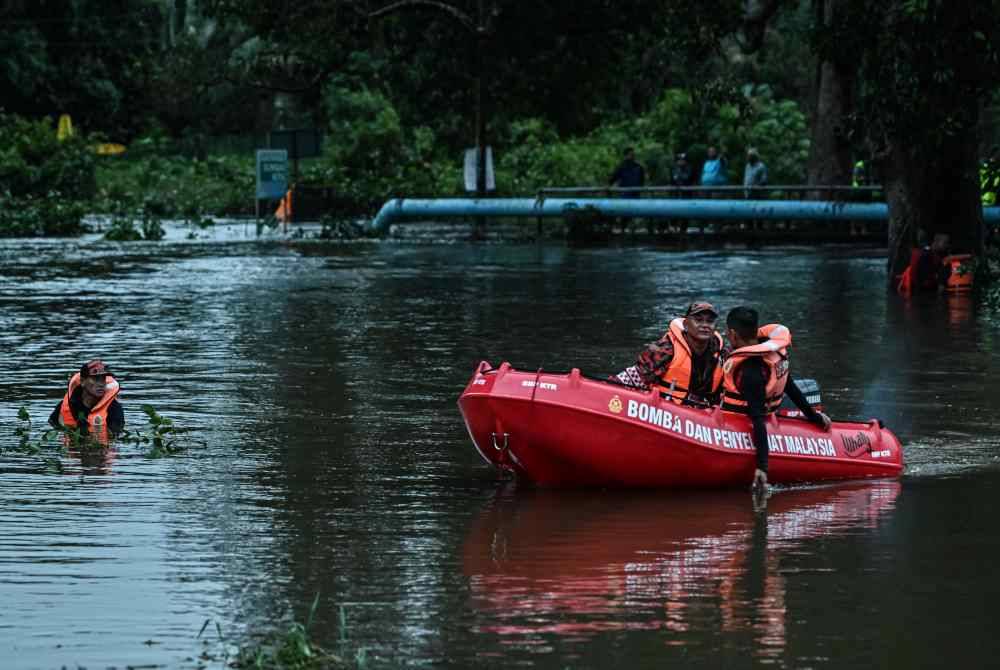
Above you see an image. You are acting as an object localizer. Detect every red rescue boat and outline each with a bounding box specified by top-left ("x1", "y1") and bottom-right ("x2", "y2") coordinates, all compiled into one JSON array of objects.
[{"x1": 458, "y1": 361, "x2": 903, "y2": 487}]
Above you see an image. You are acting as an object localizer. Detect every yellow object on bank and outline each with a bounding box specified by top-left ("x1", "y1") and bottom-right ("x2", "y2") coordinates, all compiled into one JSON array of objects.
[
  {"x1": 57, "y1": 114, "x2": 74, "y2": 141},
  {"x1": 95, "y1": 143, "x2": 127, "y2": 155}
]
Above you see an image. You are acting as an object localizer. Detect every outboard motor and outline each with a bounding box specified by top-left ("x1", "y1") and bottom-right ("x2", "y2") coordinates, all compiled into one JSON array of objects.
[{"x1": 777, "y1": 378, "x2": 823, "y2": 418}]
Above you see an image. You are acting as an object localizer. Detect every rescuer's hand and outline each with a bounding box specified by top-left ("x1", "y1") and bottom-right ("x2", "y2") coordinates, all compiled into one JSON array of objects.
[
  {"x1": 814, "y1": 412, "x2": 832, "y2": 431},
  {"x1": 752, "y1": 468, "x2": 768, "y2": 491}
]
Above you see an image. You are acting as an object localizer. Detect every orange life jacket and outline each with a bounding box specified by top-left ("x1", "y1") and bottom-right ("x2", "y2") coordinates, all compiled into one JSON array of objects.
[
  {"x1": 943, "y1": 254, "x2": 973, "y2": 291},
  {"x1": 896, "y1": 265, "x2": 913, "y2": 296},
  {"x1": 653, "y1": 318, "x2": 725, "y2": 403},
  {"x1": 59, "y1": 372, "x2": 120, "y2": 441},
  {"x1": 721, "y1": 324, "x2": 791, "y2": 414}
]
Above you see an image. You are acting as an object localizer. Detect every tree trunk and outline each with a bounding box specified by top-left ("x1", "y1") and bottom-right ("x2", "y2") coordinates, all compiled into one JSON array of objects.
[
  {"x1": 883, "y1": 125, "x2": 984, "y2": 279},
  {"x1": 806, "y1": 0, "x2": 855, "y2": 198}
]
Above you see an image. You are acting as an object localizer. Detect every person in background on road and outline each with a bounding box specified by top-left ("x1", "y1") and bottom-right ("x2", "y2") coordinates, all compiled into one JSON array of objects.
[
  {"x1": 980, "y1": 146, "x2": 999, "y2": 207},
  {"x1": 614, "y1": 302, "x2": 729, "y2": 406},
  {"x1": 743, "y1": 148, "x2": 768, "y2": 199},
  {"x1": 721, "y1": 307, "x2": 831, "y2": 491},
  {"x1": 609, "y1": 147, "x2": 646, "y2": 198},
  {"x1": 49, "y1": 359, "x2": 124, "y2": 440},
  {"x1": 670, "y1": 152, "x2": 695, "y2": 234},
  {"x1": 671, "y1": 152, "x2": 694, "y2": 189},
  {"x1": 699, "y1": 145, "x2": 728, "y2": 195},
  {"x1": 852, "y1": 159, "x2": 868, "y2": 189}
]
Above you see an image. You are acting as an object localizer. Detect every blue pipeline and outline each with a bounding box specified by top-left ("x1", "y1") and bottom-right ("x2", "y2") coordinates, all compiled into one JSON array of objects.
[{"x1": 370, "y1": 198, "x2": 1000, "y2": 233}]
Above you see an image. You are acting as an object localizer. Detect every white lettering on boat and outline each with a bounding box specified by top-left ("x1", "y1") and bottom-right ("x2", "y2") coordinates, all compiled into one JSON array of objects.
[
  {"x1": 710, "y1": 429, "x2": 837, "y2": 456},
  {"x1": 685, "y1": 420, "x2": 714, "y2": 445},
  {"x1": 626, "y1": 399, "x2": 683, "y2": 434},
  {"x1": 521, "y1": 380, "x2": 558, "y2": 391},
  {"x1": 622, "y1": 399, "x2": 840, "y2": 457}
]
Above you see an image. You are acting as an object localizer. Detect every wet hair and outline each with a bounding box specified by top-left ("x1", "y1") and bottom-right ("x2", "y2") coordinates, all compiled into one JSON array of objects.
[{"x1": 726, "y1": 306, "x2": 759, "y2": 341}]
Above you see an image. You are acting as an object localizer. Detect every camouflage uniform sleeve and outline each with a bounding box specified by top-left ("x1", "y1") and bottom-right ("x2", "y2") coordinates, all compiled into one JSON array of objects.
[
  {"x1": 634, "y1": 336, "x2": 675, "y2": 386},
  {"x1": 613, "y1": 336, "x2": 675, "y2": 389}
]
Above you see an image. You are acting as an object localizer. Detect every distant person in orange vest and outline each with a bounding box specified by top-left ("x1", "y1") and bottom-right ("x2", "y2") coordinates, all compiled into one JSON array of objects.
[
  {"x1": 48, "y1": 359, "x2": 124, "y2": 439},
  {"x1": 722, "y1": 307, "x2": 830, "y2": 491},
  {"x1": 898, "y1": 232, "x2": 953, "y2": 294},
  {"x1": 614, "y1": 302, "x2": 729, "y2": 406}
]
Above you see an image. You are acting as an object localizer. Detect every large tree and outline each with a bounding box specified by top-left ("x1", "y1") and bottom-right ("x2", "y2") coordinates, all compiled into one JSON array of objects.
[
  {"x1": 806, "y1": 0, "x2": 857, "y2": 191},
  {"x1": 818, "y1": 0, "x2": 1000, "y2": 277}
]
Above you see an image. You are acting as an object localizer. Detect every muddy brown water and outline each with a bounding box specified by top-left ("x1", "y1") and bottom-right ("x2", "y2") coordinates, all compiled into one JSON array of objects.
[{"x1": 1, "y1": 228, "x2": 999, "y2": 668}]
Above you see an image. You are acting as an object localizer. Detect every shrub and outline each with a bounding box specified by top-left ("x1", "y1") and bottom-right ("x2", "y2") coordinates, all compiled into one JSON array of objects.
[{"x1": 0, "y1": 113, "x2": 96, "y2": 236}]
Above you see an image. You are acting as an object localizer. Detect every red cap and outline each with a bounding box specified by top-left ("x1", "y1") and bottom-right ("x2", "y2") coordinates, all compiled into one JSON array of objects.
[{"x1": 81, "y1": 359, "x2": 111, "y2": 377}]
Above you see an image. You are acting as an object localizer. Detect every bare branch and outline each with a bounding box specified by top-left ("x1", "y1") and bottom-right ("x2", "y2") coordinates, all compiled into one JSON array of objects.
[{"x1": 369, "y1": 0, "x2": 475, "y2": 31}]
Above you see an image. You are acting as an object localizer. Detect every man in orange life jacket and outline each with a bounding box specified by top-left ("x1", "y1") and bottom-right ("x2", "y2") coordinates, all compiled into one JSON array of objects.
[
  {"x1": 47, "y1": 359, "x2": 125, "y2": 437},
  {"x1": 615, "y1": 301, "x2": 729, "y2": 405},
  {"x1": 722, "y1": 307, "x2": 830, "y2": 490}
]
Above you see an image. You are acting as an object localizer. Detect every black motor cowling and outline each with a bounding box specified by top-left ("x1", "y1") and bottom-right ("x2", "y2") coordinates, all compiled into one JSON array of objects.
[{"x1": 777, "y1": 378, "x2": 822, "y2": 417}]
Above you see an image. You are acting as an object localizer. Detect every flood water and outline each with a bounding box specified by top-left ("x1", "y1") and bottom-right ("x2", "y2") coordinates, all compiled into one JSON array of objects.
[{"x1": 2, "y1": 226, "x2": 999, "y2": 668}]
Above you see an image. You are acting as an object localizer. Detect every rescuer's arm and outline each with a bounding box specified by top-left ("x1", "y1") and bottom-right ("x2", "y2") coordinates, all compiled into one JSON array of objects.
[
  {"x1": 107, "y1": 401, "x2": 125, "y2": 435},
  {"x1": 785, "y1": 374, "x2": 831, "y2": 430},
  {"x1": 633, "y1": 337, "x2": 675, "y2": 386},
  {"x1": 739, "y1": 359, "x2": 770, "y2": 485},
  {"x1": 48, "y1": 402, "x2": 62, "y2": 429},
  {"x1": 613, "y1": 336, "x2": 675, "y2": 389}
]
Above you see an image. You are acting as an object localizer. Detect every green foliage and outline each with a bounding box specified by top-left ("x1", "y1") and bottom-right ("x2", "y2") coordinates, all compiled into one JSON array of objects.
[
  {"x1": 136, "y1": 404, "x2": 183, "y2": 458},
  {"x1": 103, "y1": 206, "x2": 167, "y2": 242},
  {"x1": 9, "y1": 407, "x2": 98, "y2": 461},
  {"x1": 95, "y1": 151, "x2": 255, "y2": 219},
  {"x1": 8, "y1": 405, "x2": 192, "y2": 464},
  {"x1": 0, "y1": 113, "x2": 97, "y2": 198},
  {"x1": 0, "y1": 191, "x2": 87, "y2": 237},
  {"x1": 826, "y1": 1, "x2": 1000, "y2": 151},
  {"x1": 0, "y1": 113, "x2": 96, "y2": 236},
  {"x1": 0, "y1": 1, "x2": 165, "y2": 136},
  {"x1": 309, "y1": 83, "x2": 460, "y2": 212},
  {"x1": 494, "y1": 86, "x2": 809, "y2": 193},
  {"x1": 229, "y1": 595, "x2": 347, "y2": 669}
]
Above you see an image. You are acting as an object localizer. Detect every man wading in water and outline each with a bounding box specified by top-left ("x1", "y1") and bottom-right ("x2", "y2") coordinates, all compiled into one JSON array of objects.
[{"x1": 48, "y1": 359, "x2": 125, "y2": 441}]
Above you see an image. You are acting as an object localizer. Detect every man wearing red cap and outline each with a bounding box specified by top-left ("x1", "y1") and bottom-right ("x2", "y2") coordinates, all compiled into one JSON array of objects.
[
  {"x1": 48, "y1": 359, "x2": 125, "y2": 439},
  {"x1": 614, "y1": 301, "x2": 729, "y2": 405}
]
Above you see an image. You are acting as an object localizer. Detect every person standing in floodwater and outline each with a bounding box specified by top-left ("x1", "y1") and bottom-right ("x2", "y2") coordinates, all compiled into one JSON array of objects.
[{"x1": 49, "y1": 359, "x2": 125, "y2": 440}]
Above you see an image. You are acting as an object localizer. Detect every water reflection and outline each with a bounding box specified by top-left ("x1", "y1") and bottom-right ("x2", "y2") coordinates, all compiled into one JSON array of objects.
[{"x1": 463, "y1": 482, "x2": 900, "y2": 659}]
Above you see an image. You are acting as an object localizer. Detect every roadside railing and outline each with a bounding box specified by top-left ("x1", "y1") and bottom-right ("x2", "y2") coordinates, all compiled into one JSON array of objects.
[{"x1": 537, "y1": 185, "x2": 884, "y2": 199}]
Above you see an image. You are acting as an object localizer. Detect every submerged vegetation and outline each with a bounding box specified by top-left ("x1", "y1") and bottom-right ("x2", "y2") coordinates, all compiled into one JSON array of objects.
[
  {"x1": 8, "y1": 404, "x2": 192, "y2": 465},
  {"x1": 195, "y1": 595, "x2": 367, "y2": 669}
]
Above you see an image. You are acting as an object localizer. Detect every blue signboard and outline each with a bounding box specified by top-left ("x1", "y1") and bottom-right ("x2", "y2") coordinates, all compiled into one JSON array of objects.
[{"x1": 256, "y1": 149, "x2": 288, "y2": 199}]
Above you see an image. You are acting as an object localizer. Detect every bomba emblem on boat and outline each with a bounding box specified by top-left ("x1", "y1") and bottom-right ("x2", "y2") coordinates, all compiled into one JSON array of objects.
[{"x1": 608, "y1": 396, "x2": 623, "y2": 414}]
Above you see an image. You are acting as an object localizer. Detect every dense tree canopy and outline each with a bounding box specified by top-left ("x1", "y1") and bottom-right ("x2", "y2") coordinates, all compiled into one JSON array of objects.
[
  {"x1": 817, "y1": 0, "x2": 1000, "y2": 271},
  {"x1": 3, "y1": 0, "x2": 1000, "y2": 266}
]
